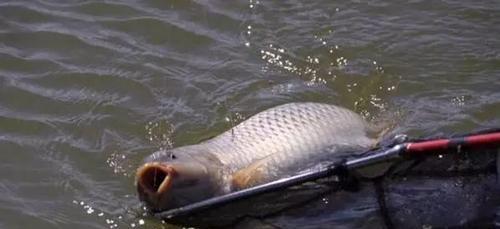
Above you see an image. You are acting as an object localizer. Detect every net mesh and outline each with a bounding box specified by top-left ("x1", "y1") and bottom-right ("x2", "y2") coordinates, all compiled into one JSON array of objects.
[{"x1": 158, "y1": 130, "x2": 500, "y2": 228}]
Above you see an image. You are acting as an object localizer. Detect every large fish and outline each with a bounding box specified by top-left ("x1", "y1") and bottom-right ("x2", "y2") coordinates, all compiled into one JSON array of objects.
[{"x1": 136, "y1": 102, "x2": 380, "y2": 211}]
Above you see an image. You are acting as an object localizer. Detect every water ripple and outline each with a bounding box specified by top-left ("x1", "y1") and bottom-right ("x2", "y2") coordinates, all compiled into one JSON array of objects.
[{"x1": 0, "y1": 1, "x2": 499, "y2": 228}]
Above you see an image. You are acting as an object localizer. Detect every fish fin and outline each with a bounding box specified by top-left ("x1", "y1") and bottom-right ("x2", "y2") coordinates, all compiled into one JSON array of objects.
[
  {"x1": 231, "y1": 157, "x2": 271, "y2": 190},
  {"x1": 374, "y1": 126, "x2": 392, "y2": 147},
  {"x1": 368, "y1": 109, "x2": 401, "y2": 147}
]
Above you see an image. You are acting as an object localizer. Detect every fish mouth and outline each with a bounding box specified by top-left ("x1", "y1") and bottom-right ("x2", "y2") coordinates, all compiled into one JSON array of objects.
[{"x1": 136, "y1": 162, "x2": 177, "y2": 210}]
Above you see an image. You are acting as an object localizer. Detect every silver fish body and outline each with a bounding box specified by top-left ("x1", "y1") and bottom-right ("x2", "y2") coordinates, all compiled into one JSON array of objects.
[{"x1": 137, "y1": 102, "x2": 377, "y2": 211}]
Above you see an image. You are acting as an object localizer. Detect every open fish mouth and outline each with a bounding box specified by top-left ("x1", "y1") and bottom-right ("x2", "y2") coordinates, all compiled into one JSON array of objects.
[{"x1": 136, "y1": 163, "x2": 177, "y2": 209}]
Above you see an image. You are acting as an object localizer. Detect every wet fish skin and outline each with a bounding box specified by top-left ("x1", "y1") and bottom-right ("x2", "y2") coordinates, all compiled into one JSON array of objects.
[
  {"x1": 139, "y1": 145, "x2": 225, "y2": 210},
  {"x1": 207, "y1": 102, "x2": 376, "y2": 188},
  {"x1": 138, "y1": 102, "x2": 377, "y2": 210}
]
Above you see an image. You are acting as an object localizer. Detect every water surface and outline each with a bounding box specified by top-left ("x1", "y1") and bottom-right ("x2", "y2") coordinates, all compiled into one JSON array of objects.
[{"x1": 1, "y1": 0, "x2": 500, "y2": 228}]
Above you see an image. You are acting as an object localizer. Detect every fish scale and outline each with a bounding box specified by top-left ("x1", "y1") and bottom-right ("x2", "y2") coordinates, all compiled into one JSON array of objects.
[{"x1": 201, "y1": 102, "x2": 377, "y2": 183}]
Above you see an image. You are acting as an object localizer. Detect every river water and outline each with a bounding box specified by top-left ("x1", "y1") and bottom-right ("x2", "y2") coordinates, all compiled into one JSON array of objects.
[{"x1": 1, "y1": 1, "x2": 500, "y2": 228}]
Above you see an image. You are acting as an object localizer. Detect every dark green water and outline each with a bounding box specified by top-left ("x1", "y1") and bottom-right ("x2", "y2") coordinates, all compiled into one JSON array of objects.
[{"x1": 1, "y1": 0, "x2": 499, "y2": 228}]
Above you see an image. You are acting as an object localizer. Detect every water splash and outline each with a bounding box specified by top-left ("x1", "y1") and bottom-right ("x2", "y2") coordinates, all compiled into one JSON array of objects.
[
  {"x1": 145, "y1": 120, "x2": 174, "y2": 151},
  {"x1": 451, "y1": 95, "x2": 466, "y2": 106},
  {"x1": 106, "y1": 152, "x2": 133, "y2": 177},
  {"x1": 72, "y1": 199, "x2": 162, "y2": 229}
]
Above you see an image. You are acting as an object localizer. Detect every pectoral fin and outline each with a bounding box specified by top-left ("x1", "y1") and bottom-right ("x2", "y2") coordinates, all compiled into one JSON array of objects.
[{"x1": 231, "y1": 157, "x2": 271, "y2": 190}]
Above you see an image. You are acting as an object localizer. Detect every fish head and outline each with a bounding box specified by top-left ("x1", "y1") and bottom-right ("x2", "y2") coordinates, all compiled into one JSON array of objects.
[{"x1": 136, "y1": 147, "x2": 222, "y2": 211}]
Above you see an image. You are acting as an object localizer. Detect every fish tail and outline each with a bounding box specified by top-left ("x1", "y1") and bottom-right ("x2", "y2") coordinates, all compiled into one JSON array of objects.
[{"x1": 366, "y1": 108, "x2": 403, "y2": 147}]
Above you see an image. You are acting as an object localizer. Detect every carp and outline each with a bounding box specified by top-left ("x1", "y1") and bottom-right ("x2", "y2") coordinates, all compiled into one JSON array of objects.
[{"x1": 136, "y1": 102, "x2": 379, "y2": 211}]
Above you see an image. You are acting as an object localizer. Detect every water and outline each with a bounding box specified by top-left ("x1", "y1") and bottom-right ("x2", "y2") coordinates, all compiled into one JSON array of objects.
[{"x1": 1, "y1": 0, "x2": 499, "y2": 228}]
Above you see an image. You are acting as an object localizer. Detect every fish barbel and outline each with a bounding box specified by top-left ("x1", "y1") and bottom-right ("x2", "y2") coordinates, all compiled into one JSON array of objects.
[{"x1": 136, "y1": 102, "x2": 379, "y2": 211}]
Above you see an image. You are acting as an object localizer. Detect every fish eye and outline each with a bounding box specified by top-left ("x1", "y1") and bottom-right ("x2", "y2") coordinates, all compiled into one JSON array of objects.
[{"x1": 169, "y1": 153, "x2": 177, "y2": 159}]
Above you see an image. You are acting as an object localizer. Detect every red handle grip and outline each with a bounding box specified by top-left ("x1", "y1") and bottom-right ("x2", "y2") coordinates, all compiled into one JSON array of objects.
[{"x1": 406, "y1": 132, "x2": 500, "y2": 155}]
